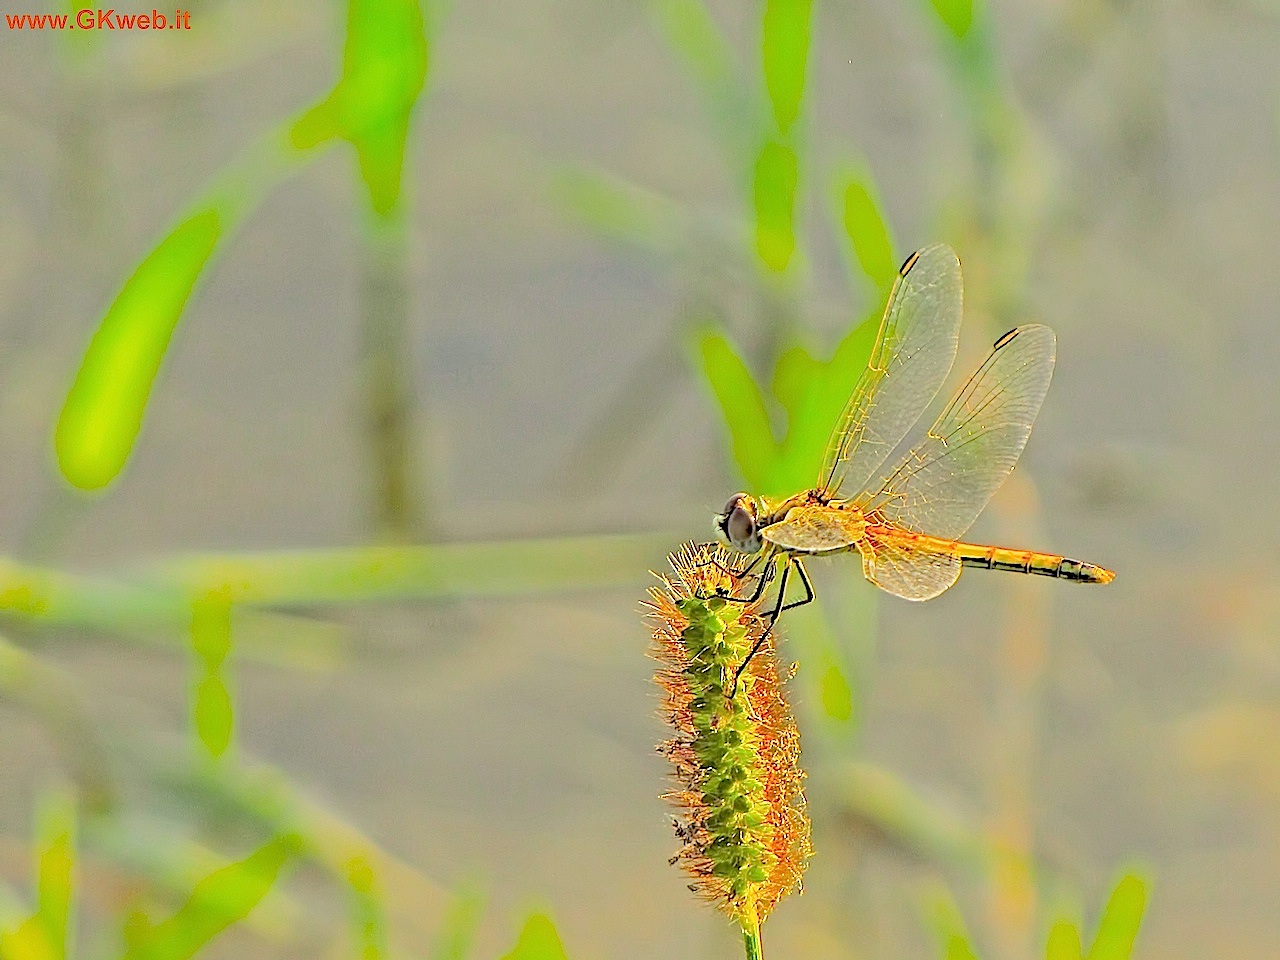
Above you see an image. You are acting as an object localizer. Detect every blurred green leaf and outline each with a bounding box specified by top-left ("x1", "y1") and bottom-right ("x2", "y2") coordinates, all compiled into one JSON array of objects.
[
  {"x1": 33, "y1": 796, "x2": 74, "y2": 960},
  {"x1": 834, "y1": 762, "x2": 992, "y2": 869},
  {"x1": 553, "y1": 169, "x2": 684, "y2": 251},
  {"x1": 761, "y1": 0, "x2": 814, "y2": 135},
  {"x1": 345, "y1": 857, "x2": 387, "y2": 960},
  {"x1": 428, "y1": 883, "x2": 486, "y2": 960},
  {"x1": 499, "y1": 913, "x2": 568, "y2": 960},
  {"x1": 193, "y1": 676, "x2": 234, "y2": 759},
  {"x1": 753, "y1": 139, "x2": 799, "y2": 272},
  {"x1": 0, "y1": 794, "x2": 78, "y2": 960},
  {"x1": 917, "y1": 879, "x2": 972, "y2": 960},
  {"x1": 291, "y1": 0, "x2": 429, "y2": 214},
  {"x1": 650, "y1": 0, "x2": 738, "y2": 110},
  {"x1": 0, "y1": 916, "x2": 57, "y2": 960},
  {"x1": 1047, "y1": 920, "x2": 1084, "y2": 960},
  {"x1": 771, "y1": 344, "x2": 820, "y2": 420},
  {"x1": 55, "y1": 209, "x2": 221, "y2": 491},
  {"x1": 818, "y1": 662, "x2": 853, "y2": 722},
  {"x1": 928, "y1": 0, "x2": 974, "y2": 38},
  {"x1": 121, "y1": 835, "x2": 299, "y2": 960},
  {"x1": 766, "y1": 308, "x2": 879, "y2": 495},
  {"x1": 697, "y1": 331, "x2": 777, "y2": 491},
  {"x1": 190, "y1": 590, "x2": 233, "y2": 670},
  {"x1": 1086, "y1": 874, "x2": 1146, "y2": 960},
  {"x1": 946, "y1": 935, "x2": 981, "y2": 960},
  {"x1": 841, "y1": 177, "x2": 897, "y2": 296}
]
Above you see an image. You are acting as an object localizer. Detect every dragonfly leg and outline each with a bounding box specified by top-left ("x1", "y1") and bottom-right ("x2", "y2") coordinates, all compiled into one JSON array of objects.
[
  {"x1": 728, "y1": 559, "x2": 814, "y2": 695},
  {"x1": 729, "y1": 558, "x2": 792, "y2": 695},
  {"x1": 779, "y1": 558, "x2": 814, "y2": 613}
]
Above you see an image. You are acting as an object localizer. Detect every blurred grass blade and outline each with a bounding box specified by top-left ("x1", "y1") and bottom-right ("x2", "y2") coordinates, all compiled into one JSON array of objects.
[
  {"x1": 291, "y1": 0, "x2": 429, "y2": 214},
  {"x1": 428, "y1": 883, "x2": 486, "y2": 960},
  {"x1": 553, "y1": 168, "x2": 685, "y2": 252},
  {"x1": 946, "y1": 935, "x2": 981, "y2": 960},
  {"x1": 191, "y1": 590, "x2": 235, "y2": 759},
  {"x1": 121, "y1": 834, "x2": 299, "y2": 960},
  {"x1": 696, "y1": 330, "x2": 777, "y2": 490},
  {"x1": 191, "y1": 591, "x2": 233, "y2": 669},
  {"x1": 1086, "y1": 874, "x2": 1146, "y2": 960},
  {"x1": 770, "y1": 343, "x2": 820, "y2": 421},
  {"x1": 55, "y1": 209, "x2": 221, "y2": 491},
  {"x1": 35, "y1": 794, "x2": 75, "y2": 960},
  {"x1": 499, "y1": 913, "x2": 568, "y2": 960},
  {"x1": 1047, "y1": 920, "x2": 1084, "y2": 960},
  {"x1": 753, "y1": 139, "x2": 799, "y2": 272},
  {"x1": 765, "y1": 307, "x2": 879, "y2": 495},
  {"x1": 345, "y1": 857, "x2": 387, "y2": 960},
  {"x1": 761, "y1": 0, "x2": 814, "y2": 135},
  {"x1": 840, "y1": 175, "x2": 897, "y2": 296},
  {"x1": 193, "y1": 677, "x2": 234, "y2": 760},
  {"x1": 649, "y1": 0, "x2": 739, "y2": 114},
  {"x1": 928, "y1": 0, "x2": 974, "y2": 38},
  {"x1": 0, "y1": 793, "x2": 79, "y2": 960}
]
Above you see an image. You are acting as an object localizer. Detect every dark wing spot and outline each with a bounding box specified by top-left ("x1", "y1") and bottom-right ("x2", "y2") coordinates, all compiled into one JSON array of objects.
[
  {"x1": 899, "y1": 249, "x2": 922, "y2": 275},
  {"x1": 992, "y1": 327, "x2": 1021, "y2": 350}
]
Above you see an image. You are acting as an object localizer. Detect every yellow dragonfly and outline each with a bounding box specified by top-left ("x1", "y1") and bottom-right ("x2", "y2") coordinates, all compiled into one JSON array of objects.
[{"x1": 713, "y1": 243, "x2": 1114, "y2": 679}]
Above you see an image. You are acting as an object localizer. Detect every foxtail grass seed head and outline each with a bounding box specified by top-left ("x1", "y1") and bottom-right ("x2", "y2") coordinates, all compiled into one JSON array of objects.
[{"x1": 646, "y1": 543, "x2": 812, "y2": 928}]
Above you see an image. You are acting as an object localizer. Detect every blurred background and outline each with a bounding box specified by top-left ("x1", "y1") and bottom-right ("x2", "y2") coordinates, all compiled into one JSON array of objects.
[{"x1": 1, "y1": 0, "x2": 1279, "y2": 958}]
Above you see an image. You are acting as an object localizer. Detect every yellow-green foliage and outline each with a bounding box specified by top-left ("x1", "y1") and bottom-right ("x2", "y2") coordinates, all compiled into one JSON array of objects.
[{"x1": 55, "y1": 210, "x2": 220, "y2": 491}]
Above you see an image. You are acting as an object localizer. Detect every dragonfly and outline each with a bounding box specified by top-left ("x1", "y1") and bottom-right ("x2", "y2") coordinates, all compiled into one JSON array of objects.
[{"x1": 712, "y1": 243, "x2": 1114, "y2": 683}]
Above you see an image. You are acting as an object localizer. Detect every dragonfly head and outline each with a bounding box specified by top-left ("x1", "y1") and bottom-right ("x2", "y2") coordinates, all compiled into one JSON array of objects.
[{"x1": 714, "y1": 493, "x2": 763, "y2": 554}]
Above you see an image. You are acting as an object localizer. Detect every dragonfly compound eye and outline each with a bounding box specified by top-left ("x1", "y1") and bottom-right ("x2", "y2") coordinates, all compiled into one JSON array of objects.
[{"x1": 725, "y1": 501, "x2": 759, "y2": 551}]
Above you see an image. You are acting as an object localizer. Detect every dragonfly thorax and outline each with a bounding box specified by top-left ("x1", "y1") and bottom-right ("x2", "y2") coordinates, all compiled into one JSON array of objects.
[{"x1": 713, "y1": 493, "x2": 763, "y2": 554}]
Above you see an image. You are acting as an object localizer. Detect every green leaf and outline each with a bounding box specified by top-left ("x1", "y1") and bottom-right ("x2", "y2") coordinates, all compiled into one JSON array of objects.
[
  {"x1": 946, "y1": 934, "x2": 981, "y2": 960},
  {"x1": 291, "y1": 0, "x2": 429, "y2": 214},
  {"x1": 771, "y1": 343, "x2": 820, "y2": 420},
  {"x1": 650, "y1": 0, "x2": 738, "y2": 109},
  {"x1": 499, "y1": 913, "x2": 568, "y2": 960},
  {"x1": 928, "y1": 0, "x2": 974, "y2": 38},
  {"x1": 34, "y1": 796, "x2": 74, "y2": 960},
  {"x1": 753, "y1": 139, "x2": 799, "y2": 273},
  {"x1": 696, "y1": 331, "x2": 777, "y2": 490},
  {"x1": 761, "y1": 0, "x2": 814, "y2": 135},
  {"x1": 553, "y1": 169, "x2": 681, "y2": 251},
  {"x1": 55, "y1": 209, "x2": 221, "y2": 491},
  {"x1": 121, "y1": 835, "x2": 299, "y2": 960},
  {"x1": 1046, "y1": 920, "x2": 1084, "y2": 960},
  {"x1": 767, "y1": 307, "x2": 878, "y2": 495},
  {"x1": 841, "y1": 177, "x2": 897, "y2": 296},
  {"x1": 345, "y1": 857, "x2": 387, "y2": 960},
  {"x1": 1086, "y1": 874, "x2": 1147, "y2": 960},
  {"x1": 193, "y1": 675, "x2": 234, "y2": 759},
  {"x1": 818, "y1": 662, "x2": 853, "y2": 722},
  {"x1": 191, "y1": 590, "x2": 233, "y2": 670},
  {"x1": 428, "y1": 883, "x2": 486, "y2": 960}
]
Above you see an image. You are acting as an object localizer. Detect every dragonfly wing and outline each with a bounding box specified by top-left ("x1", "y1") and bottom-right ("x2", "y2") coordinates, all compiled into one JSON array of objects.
[
  {"x1": 860, "y1": 529, "x2": 962, "y2": 601},
  {"x1": 818, "y1": 243, "x2": 963, "y2": 499},
  {"x1": 761, "y1": 505, "x2": 863, "y2": 554},
  {"x1": 866, "y1": 324, "x2": 1057, "y2": 540}
]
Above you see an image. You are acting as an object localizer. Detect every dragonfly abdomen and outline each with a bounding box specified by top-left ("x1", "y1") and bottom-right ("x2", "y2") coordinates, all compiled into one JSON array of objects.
[{"x1": 956, "y1": 542, "x2": 1114, "y2": 584}]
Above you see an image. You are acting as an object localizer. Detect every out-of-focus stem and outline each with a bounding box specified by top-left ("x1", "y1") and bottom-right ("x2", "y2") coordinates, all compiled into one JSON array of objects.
[
  {"x1": 0, "y1": 633, "x2": 116, "y2": 814},
  {"x1": 361, "y1": 211, "x2": 422, "y2": 540}
]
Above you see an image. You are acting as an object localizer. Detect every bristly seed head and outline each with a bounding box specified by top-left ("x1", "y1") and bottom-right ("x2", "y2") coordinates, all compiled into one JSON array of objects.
[{"x1": 645, "y1": 543, "x2": 811, "y2": 928}]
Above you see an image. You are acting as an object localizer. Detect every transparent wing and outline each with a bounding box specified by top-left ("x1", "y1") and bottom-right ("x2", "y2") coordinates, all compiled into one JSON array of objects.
[
  {"x1": 818, "y1": 243, "x2": 963, "y2": 499},
  {"x1": 760, "y1": 505, "x2": 863, "y2": 554},
  {"x1": 865, "y1": 324, "x2": 1056, "y2": 540},
  {"x1": 860, "y1": 529, "x2": 962, "y2": 601}
]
